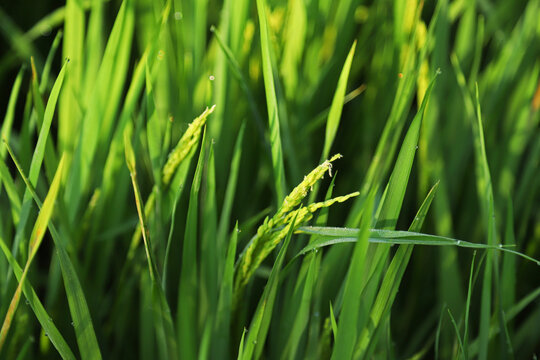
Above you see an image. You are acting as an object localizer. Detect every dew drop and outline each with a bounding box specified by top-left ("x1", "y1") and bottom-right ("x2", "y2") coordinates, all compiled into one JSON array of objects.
[
  {"x1": 498, "y1": 244, "x2": 503, "y2": 248},
  {"x1": 209, "y1": 75, "x2": 215, "y2": 81},
  {"x1": 174, "y1": 11, "x2": 183, "y2": 20},
  {"x1": 456, "y1": 240, "x2": 461, "y2": 245},
  {"x1": 25, "y1": 300, "x2": 30, "y2": 305},
  {"x1": 415, "y1": 145, "x2": 419, "y2": 150},
  {"x1": 71, "y1": 322, "x2": 75, "y2": 326},
  {"x1": 252, "y1": 340, "x2": 257, "y2": 345}
]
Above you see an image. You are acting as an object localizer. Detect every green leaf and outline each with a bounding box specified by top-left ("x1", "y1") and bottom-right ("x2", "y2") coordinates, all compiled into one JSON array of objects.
[
  {"x1": 10, "y1": 58, "x2": 67, "y2": 275},
  {"x1": 321, "y1": 41, "x2": 356, "y2": 161},
  {"x1": 256, "y1": 0, "x2": 287, "y2": 204},
  {"x1": 0, "y1": 237, "x2": 76, "y2": 360},
  {"x1": 0, "y1": 156, "x2": 65, "y2": 352},
  {"x1": 330, "y1": 190, "x2": 375, "y2": 360},
  {"x1": 177, "y1": 128, "x2": 207, "y2": 360},
  {"x1": 0, "y1": 66, "x2": 24, "y2": 159},
  {"x1": 217, "y1": 122, "x2": 246, "y2": 268},
  {"x1": 213, "y1": 222, "x2": 239, "y2": 358}
]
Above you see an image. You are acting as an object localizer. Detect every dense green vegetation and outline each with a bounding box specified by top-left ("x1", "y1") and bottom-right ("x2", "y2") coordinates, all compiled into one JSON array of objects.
[{"x1": 1, "y1": 0, "x2": 539, "y2": 358}]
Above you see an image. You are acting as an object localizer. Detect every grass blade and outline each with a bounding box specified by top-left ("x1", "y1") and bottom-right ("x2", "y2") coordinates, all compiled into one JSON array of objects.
[
  {"x1": 463, "y1": 251, "x2": 477, "y2": 359},
  {"x1": 256, "y1": 0, "x2": 287, "y2": 204},
  {"x1": 0, "y1": 156, "x2": 21, "y2": 224},
  {"x1": 0, "y1": 66, "x2": 24, "y2": 159},
  {"x1": 213, "y1": 222, "x2": 239, "y2": 358},
  {"x1": 471, "y1": 81, "x2": 498, "y2": 360},
  {"x1": 295, "y1": 227, "x2": 538, "y2": 265},
  {"x1": 199, "y1": 141, "x2": 219, "y2": 357},
  {"x1": 8, "y1": 59, "x2": 67, "y2": 285},
  {"x1": 330, "y1": 190, "x2": 375, "y2": 360},
  {"x1": 321, "y1": 41, "x2": 356, "y2": 161},
  {"x1": 0, "y1": 236, "x2": 76, "y2": 360},
  {"x1": 0, "y1": 156, "x2": 64, "y2": 351},
  {"x1": 177, "y1": 128, "x2": 207, "y2": 360}
]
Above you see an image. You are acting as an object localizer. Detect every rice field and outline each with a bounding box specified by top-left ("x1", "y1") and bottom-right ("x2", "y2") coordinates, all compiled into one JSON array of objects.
[{"x1": 0, "y1": 0, "x2": 539, "y2": 358}]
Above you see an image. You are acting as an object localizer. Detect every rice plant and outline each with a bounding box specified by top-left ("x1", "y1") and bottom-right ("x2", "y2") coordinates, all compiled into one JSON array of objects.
[{"x1": 0, "y1": 0, "x2": 539, "y2": 358}]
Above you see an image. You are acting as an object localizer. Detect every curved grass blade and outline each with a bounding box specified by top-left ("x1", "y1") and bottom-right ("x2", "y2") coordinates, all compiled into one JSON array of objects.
[
  {"x1": 199, "y1": 141, "x2": 218, "y2": 359},
  {"x1": 217, "y1": 122, "x2": 245, "y2": 266},
  {"x1": 0, "y1": 155, "x2": 21, "y2": 224},
  {"x1": 0, "y1": 237, "x2": 76, "y2": 360},
  {"x1": 329, "y1": 301, "x2": 338, "y2": 342},
  {"x1": 446, "y1": 308, "x2": 465, "y2": 357},
  {"x1": 330, "y1": 190, "x2": 375, "y2": 360},
  {"x1": 30, "y1": 58, "x2": 59, "y2": 182},
  {"x1": 1, "y1": 66, "x2": 24, "y2": 159},
  {"x1": 10, "y1": 59, "x2": 67, "y2": 260},
  {"x1": 375, "y1": 71, "x2": 438, "y2": 230},
  {"x1": 177, "y1": 128, "x2": 207, "y2": 360},
  {"x1": 463, "y1": 250, "x2": 477, "y2": 359},
  {"x1": 294, "y1": 227, "x2": 538, "y2": 265},
  {"x1": 0, "y1": 156, "x2": 64, "y2": 352},
  {"x1": 237, "y1": 327, "x2": 247, "y2": 360},
  {"x1": 321, "y1": 41, "x2": 356, "y2": 161},
  {"x1": 472, "y1": 82, "x2": 498, "y2": 360},
  {"x1": 40, "y1": 30, "x2": 63, "y2": 93},
  {"x1": 256, "y1": 0, "x2": 287, "y2": 204},
  {"x1": 307, "y1": 41, "x2": 356, "y2": 204}
]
